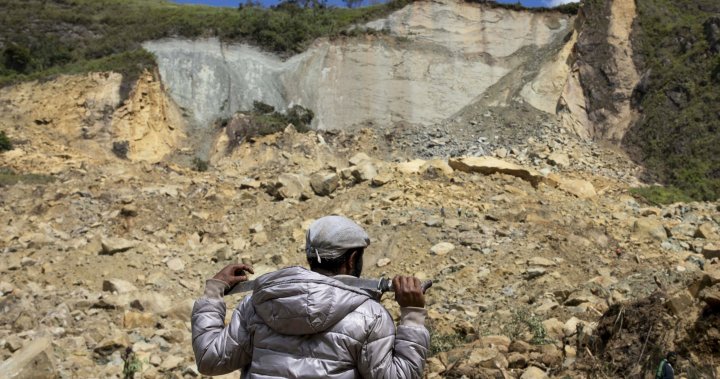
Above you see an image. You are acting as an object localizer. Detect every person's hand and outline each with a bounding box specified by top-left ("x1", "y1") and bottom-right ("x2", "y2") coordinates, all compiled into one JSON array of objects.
[
  {"x1": 393, "y1": 276, "x2": 425, "y2": 308},
  {"x1": 212, "y1": 263, "x2": 254, "y2": 287}
]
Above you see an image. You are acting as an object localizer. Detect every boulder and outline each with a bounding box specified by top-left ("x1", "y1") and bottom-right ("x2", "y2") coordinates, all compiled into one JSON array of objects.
[
  {"x1": 527, "y1": 257, "x2": 556, "y2": 267},
  {"x1": 166, "y1": 258, "x2": 185, "y2": 272},
  {"x1": 547, "y1": 174, "x2": 596, "y2": 199},
  {"x1": 420, "y1": 160, "x2": 454, "y2": 177},
  {"x1": 547, "y1": 152, "x2": 570, "y2": 167},
  {"x1": 696, "y1": 223, "x2": 718, "y2": 239},
  {"x1": 632, "y1": 218, "x2": 668, "y2": 241},
  {"x1": 449, "y1": 157, "x2": 545, "y2": 187},
  {"x1": 102, "y1": 279, "x2": 137, "y2": 294},
  {"x1": 670, "y1": 223, "x2": 697, "y2": 239},
  {"x1": 396, "y1": 159, "x2": 427, "y2": 174},
  {"x1": 702, "y1": 244, "x2": 720, "y2": 260},
  {"x1": 99, "y1": 237, "x2": 136, "y2": 255},
  {"x1": 0, "y1": 337, "x2": 56, "y2": 379},
  {"x1": 349, "y1": 152, "x2": 371, "y2": 166},
  {"x1": 123, "y1": 311, "x2": 157, "y2": 329},
  {"x1": 430, "y1": 242, "x2": 455, "y2": 256},
  {"x1": 520, "y1": 366, "x2": 548, "y2": 379},
  {"x1": 371, "y1": 172, "x2": 393, "y2": 187},
  {"x1": 352, "y1": 162, "x2": 378, "y2": 182},
  {"x1": 310, "y1": 171, "x2": 339, "y2": 196},
  {"x1": 270, "y1": 173, "x2": 311, "y2": 200}
]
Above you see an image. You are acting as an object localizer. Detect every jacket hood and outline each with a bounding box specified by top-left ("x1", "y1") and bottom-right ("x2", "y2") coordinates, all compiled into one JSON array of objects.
[{"x1": 251, "y1": 266, "x2": 373, "y2": 335}]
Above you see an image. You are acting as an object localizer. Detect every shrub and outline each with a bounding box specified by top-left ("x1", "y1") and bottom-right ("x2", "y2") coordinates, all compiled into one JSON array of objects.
[
  {"x1": 0, "y1": 131, "x2": 12, "y2": 152},
  {"x1": 505, "y1": 309, "x2": 551, "y2": 345},
  {"x1": 192, "y1": 157, "x2": 209, "y2": 172},
  {"x1": 112, "y1": 140, "x2": 129, "y2": 159}
]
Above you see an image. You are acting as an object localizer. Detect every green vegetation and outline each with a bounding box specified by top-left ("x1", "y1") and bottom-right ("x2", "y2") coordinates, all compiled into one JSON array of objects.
[
  {"x1": 629, "y1": 186, "x2": 694, "y2": 205},
  {"x1": 623, "y1": 0, "x2": 720, "y2": 202},
  {"x1": 464, "y1": 0, "x2": 580, "y2": 15},
  {"x1": 0, "y1": 131, "x2": 12, "y2": 152},
  {"x1": 429, "y1": 332, "x2": 465, "y2": 355},
  {"x1": 0, "y1": 167, "x2": 55, "y2": 186},
  {"x1": 251, "y1": 101, "x2": 313, "y2": 135},
  {"x1": 505, "y1": 309, "x2": 551, "y2": 345},
  {"x1": 0, "y1": 0, "x2": 410, "y2": 88},
  {"x1": 192, "y1": 157, "x2": 210, "y2": 172}
]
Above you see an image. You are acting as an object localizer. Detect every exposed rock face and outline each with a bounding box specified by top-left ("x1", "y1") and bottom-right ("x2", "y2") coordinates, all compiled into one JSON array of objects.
[
  {"x1": 144, "y1": 0, "x2": 573, "y2": 130},
  {"x1": 562, "y1": 0, "x2": 640, "y2": 141}
]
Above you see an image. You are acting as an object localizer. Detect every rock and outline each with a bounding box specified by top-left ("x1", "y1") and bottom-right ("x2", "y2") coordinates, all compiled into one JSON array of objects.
[
  {"x1": 478, "y1": 335, "x2": 511, "y2": 352},
  {"x1": 524, "y1": 268, "x2": 547, "y2": 279},
  {"x1": 670, "y1": 223, "x2": 697, "y2": 239},
  {"x1": 310, "y1": 171, "x2": 339, "y2": 196},
  {"x1": 371, "y1": 172, "x2": 393, "y2": 187},
  {"x1": 696, "y1": 223, "x2": 718, "y2": 239},
  {"x1": 5, "y1": 336, "x2": 23, "y2": 353},
  {"x1": 130, "y1": 292, "x2": 172, "y2": 314},
  {"x1": 376, "y1": 258, "x2": 391, "y2": 267},
  {"x1": 420, "y1": 160, "x2": 453, "y2": 177},
  {"x1": 270, "y1": 173, "x2": 311, "y2": 200},
  {"x1": 430, "y1": 242, "x2": 455, "y2": 256},
  {"x1": 547, "y1": 174, "x2": 596, "y2": 199},
  {"x1": 160, "y1": 356, "x2": 184, "y2": 371},
  {"x1": 102, "y1": 279, "x2": 137, "y2": 294},
  {"x1": 0, "y1": 281, "x2": 15, "y2": 296},
  {"x1": 123, "y1": 311, "x2": 157, "y2": 329},
  {"x1": 93, "y1": 330, "x2": 129, "y2": 356},
  {"x1": 508, "y1": 352, "x2": 528, "y2": 368},
  {"x1": 396, "y1": 159, "x2": 427, "y2": 174},
  {"x1": 632, "y1": 218, "x2": 668, "y2": 241},
  {"x1": 702, "y1": 244, "x2": 720, "y2": 260},
  {"x1": 448, "y1": 156, "x2": 545, "y2": 187},
  {"x1": 667, "y1": 290, "x2": 694, "y2": 316},
  {"x1": 239, "y1": 177, "x2": 261, "y2": 189},
  {"x1": 541, "y1": 318, "x2": 565, "y2": 340},
  {"x1": 539, "y1": 344, "x2": 562, "y2": 366},
  {"x1": 494, "y1": 148, "x2": 508, "y2": 158},
  {"x1": 547, "y1": 152, "x2": 570, "y2": 167},
  {"x1": 166, "y1": 258, "x2": 185, "y2": 272},
  {"x1": 520, "y1": 366, "x2": 548, "y2": 379},
  {"x1": 352, "y1": 162, "x2": 378, "y2": 182},
  {"x1": 509, "y1": 340, "x2": 532, "y2": 354},
  {"x1": 563, "y1": 317, "x2": 584, "y2": 337},
  {"x1": 249, "y1": 223, "x2": 264, "y2": 233},
  {"x1": 467, "y1": 347, "x2": 499, "y2": 368},
  {"x1": 527, "y1": 257, "x2": 556, "y2": 267},
  {"x1": 349, "y1": 152, "x2": 371, "y2": 166},
  {"x1": 0, "y1": 337, "x2": 55, "y2": 379},
  {"x1": 100, "y1": 237, "x2": 136, "y2": 255},
  {"x1": 700, "y1": 284, "x2": 720, "y2": 309}
]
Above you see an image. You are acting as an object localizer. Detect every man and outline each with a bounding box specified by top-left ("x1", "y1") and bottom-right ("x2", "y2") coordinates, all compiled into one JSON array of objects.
[
  {"x1": 191, "y1": 215, "x2": 429, "y2": 378},
  {"x1": 655, "y1": 352, "x2": 677, "y2": 379}
]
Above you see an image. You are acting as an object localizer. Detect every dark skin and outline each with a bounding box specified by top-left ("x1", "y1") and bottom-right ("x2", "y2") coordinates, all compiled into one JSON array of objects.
[{"x1": 212, "y1": 250, "x2": 425, "y2": 308}]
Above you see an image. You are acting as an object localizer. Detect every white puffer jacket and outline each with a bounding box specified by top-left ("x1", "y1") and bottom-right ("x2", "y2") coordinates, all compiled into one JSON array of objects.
[{"x1": 191, "y1": 266, "x2": 429, "y2": 378}]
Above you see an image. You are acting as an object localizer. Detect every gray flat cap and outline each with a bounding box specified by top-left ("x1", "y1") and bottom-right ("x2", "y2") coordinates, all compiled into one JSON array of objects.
[{"x1": 305, "y1": 215, "x2": 370, "y2": 262}]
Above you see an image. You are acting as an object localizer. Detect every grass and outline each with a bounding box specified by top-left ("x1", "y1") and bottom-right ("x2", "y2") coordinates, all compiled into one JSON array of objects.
[
  {"x1": 0, "y1": 0, "x2": 410, "y2": 88},
  {"x1": 622, "y1": 0, "x2": 720, "y2": 202},
  {"x1": 629, "y1": 186, "x2": 694, "y2": 205},
  {"x1": 0, "y1": 167, "x2": 55, "y2": 186},
  {"x1": 505, "y1": 309, "x2": 551, "y2": 345}
]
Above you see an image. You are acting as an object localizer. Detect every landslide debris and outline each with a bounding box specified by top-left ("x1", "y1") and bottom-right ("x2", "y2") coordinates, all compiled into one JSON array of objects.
[{"x1": 2, "y1": 81, "x2": 719, "y2": 378}]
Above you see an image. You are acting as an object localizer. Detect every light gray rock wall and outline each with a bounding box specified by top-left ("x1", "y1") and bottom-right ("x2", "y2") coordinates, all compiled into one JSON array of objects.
[{"x1": 144, "y1": 0, "x2": 573, "y2": 130}]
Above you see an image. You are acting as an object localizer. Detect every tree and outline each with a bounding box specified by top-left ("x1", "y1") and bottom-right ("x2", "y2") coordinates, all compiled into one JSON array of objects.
[{"x1": 3, "y1": 44, "x2": 32, "y2": 73}]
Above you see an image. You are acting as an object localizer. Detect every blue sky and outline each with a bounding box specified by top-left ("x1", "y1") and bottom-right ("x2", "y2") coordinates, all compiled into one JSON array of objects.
[{"x1": 171, "y1": 0, "x2": 579, "y2": 9}]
